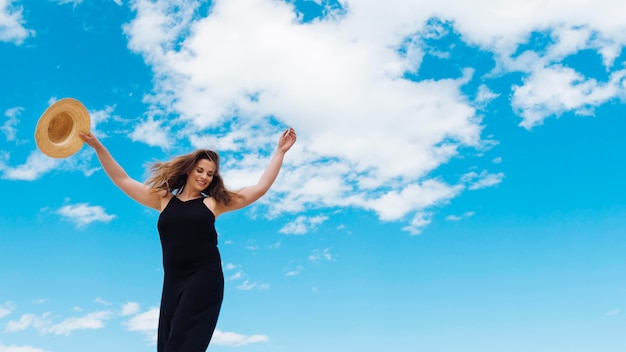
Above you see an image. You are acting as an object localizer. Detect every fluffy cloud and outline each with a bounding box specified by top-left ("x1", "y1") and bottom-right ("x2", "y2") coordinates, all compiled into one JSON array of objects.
[
  {"x1": 513, "y1": 66, "x2": 626, "y2": 128},
  {"x1": 56, "y1": 202, "x2": 116, "y2": 228},
  {"x1": 0, "y1": 0, "x2": 32, "y2": 44},
  {"x1": 123, "y1": 306, "x2": 159, "y2": 344},
  {"x1": 122, "y1": 0, "x2": 484, "y2": 233},
  {"x1": 121, "y1": 0, "x2": 626, "y2": 231},
  {"x1": 121, "y1": 302, "x2": 141, "y2": 316}
]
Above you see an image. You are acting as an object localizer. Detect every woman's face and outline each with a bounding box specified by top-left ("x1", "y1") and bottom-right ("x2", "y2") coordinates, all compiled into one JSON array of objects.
[{"x1": 186, "y1": 158, "x2": 216, "y2": 193}]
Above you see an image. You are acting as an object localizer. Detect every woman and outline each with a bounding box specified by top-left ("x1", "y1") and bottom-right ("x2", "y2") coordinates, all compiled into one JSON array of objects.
[{"x1": 80, "y1": 127, "x2": 297, "y2": 351}]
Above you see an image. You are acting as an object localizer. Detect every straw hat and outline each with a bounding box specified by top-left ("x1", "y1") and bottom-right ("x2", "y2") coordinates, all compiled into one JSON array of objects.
[{"x1": 35, "y1": 98, "x2": 91, "y2": 158}]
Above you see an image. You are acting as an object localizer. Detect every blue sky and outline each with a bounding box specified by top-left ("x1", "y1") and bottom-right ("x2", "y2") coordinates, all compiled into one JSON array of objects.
[{"x1": 1, "y1": 0, "x2": 626, "y2": 351}]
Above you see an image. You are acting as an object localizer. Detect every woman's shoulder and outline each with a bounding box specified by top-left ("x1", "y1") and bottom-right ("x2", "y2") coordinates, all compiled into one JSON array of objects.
[
  {"x1": 157, "y1": 190, "x2": 174, "y2": 211},
  {"x1": 203, "y1": 196, "x2": 223, "y2": 218}
]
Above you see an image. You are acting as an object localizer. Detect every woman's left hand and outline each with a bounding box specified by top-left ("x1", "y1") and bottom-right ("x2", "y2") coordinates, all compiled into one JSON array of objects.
[{"x1": 277, "y1": 127, "x2": 297, "y2": 153}]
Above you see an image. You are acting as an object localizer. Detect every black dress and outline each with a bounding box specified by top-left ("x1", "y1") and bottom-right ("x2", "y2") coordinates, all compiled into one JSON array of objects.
[{"x1": 157, "y1": 196, "x2": 224, "y2": 352}]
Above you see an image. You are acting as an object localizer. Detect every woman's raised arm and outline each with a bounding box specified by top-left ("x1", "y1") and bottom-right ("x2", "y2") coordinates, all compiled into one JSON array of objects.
[
  {"x1": 220, "y1": 127, "x2": 297, "y2": 213},
  {"x1": 80, "y1": 132, "x2": 163, "y2": 211}
]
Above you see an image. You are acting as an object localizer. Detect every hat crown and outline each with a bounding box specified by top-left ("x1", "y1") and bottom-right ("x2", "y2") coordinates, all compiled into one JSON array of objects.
[{"x1": 48, "y1": 112, "x2": 74, "y2": 144}]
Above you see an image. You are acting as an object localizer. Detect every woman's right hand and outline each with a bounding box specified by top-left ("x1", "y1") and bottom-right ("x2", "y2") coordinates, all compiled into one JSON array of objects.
[{"x1": 79, "y1": 132, "x2": 102, "y2": 150}]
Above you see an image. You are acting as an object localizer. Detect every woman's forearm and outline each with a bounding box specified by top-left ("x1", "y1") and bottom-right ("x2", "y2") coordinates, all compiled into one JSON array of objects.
[
  {"x1": 91, "y1": 142, "x2": 131, "y2": 187},
  {"x1": 257, "y1": 148, "x2": 286, "y2": 193}
]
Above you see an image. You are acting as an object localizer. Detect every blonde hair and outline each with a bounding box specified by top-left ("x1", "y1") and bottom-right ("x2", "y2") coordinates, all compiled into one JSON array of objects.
[{"x1": 146, "y1": 149, "x2": 238, "y2": 206}]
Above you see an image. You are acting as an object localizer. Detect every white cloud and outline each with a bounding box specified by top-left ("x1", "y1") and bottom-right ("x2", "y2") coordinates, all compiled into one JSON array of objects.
[
  {"x1": 5, "y1": 313, "x2": 44, "y2": 333},
  {"x1": 45, "y1": 311, "x2": 112, "y2": 335},
  {"x1": 474, "y1": 85, "x2": 499, "y2": 108},
  {"x1": 0, "y1": 151, "x2": 60, "y2": 181},
  {"x1": 121, "y1": 0, "x2": 626, "y2": 232},
  {"x1": 121, "y1": 302, "x2": 141, "y2": 316},
  {"x1": 402, "y1": 211, "x2": 432, "y2": 235},
  {"x1": 308, "y1": 248, "x2": 333, "y2": 262},
  {"x1": 0, "y1": 148, "x2": 100, "y2": 181},
  {"x1": 362, "y1": 180, "x2": 463, "y2": 221},
  {"x1": 56, "y1": 202, "x2": 116, "y2": 228},
  {"x1": 445, "y1": 211, "x2": 475, "y2": 222},
  {"x1": 212, "y1": 329, "x2": 269, "y2": 347},
  {"x1": 5, "y1": 310, "x2": 112, "y2": 335},
  {"x1": 0, "y1": 302, "x2": 15, "y2": 318},
  {"x1": 462, "y1": 170, "x2": 505, "y2": 191},
  {"x1": 228, "y1": 270, "x2": 243, "y2": 281},
  {"x1": 285, "y1": 265, "x2": 303, "y2": 277},
  {"x1": 0, "y1": 345, "x2": 46, "y2": 352},
  {"x1": 279, "y1": 215, "x2": 328, "y2": 235},
  {"x1": 223, "y1": 263, "x2": 238, "y2": 271},
  {"x1": 94, "y1": 297, "x2": 112, "y2": 306},
  {"x1": 129, "y1": 117, "x2": 171, "y2": 148},
  {"x1": 0, "y1": 0, "x2": 33, "y2": 44},
  {"x1": 123, "y1": 307, "x2": 159, "y2": 345},
  {"x1": 1, "y1": 107, "x2": 22, "y2": 142},
  {"x1": 50, "y1": 0, "x2": 84, "y2": 5},
  {"x1": 236, "y1": 280, "x2": 269, "y2": 291},
  {"x1": 512, "y1": 66, "x2": 626, "y2": 128}
]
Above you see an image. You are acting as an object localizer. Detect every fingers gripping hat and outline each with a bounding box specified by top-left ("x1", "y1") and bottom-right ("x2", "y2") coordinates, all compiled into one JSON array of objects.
[{"x1": 35, "y1": 98, "x2": 91, "y2": 158}]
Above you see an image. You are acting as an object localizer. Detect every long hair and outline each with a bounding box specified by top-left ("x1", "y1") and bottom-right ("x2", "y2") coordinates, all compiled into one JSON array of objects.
[{"x1": 145, "y1": 149, "x2": 238, "y2": 206}]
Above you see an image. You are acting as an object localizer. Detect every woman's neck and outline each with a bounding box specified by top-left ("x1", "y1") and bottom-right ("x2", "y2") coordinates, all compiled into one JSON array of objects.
[{"x1": 177, "y1": 190, "x2": 202, "y2": 200}]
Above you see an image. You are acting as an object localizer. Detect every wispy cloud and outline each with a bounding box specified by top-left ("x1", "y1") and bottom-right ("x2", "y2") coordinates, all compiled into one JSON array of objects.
[
  {"x1": 445, "y1": 211, "x2": 476, "y2": 222},
  {"x1": 285, "y1": 265, "x2": 304, "y2": 277},
  {"x1": 236, "y1": 280, "x2": 269, "y2": 291},
  {"x1": 0, "y1": 344, "x2": 46, "y2": 352},
  {"x1": 308, "y1": 248, "x2": 334, "y2": 262},
  {"x1": 402, "y1": 211, "x2": 433, "y2": 236},
  {"x1": 462, "y1": 170, "x2": 505, "y2": 191},
  {"x1": 213, "y1": 330, "x2": 269, "y2": 347},
  {"x1": 1, "y1": 107, "x2": 22, "y2": 142},
  {"x1": 56, "y1": 202, "x2": 116, "y2": 228},
  {"x1": 279, "y1": 215, "x2": 328, "y2": 235},
  {"x1": 45, "y1": 311, "x2": 112, "y2": 335},
  {"x1": 95, "y1": 297, "x2": 112, "y2": 306},
  {"x1": 0, "y1": 301, "x2": 15, "y2": 318},
  {"x1": 5, "y1": 310, "x2": 113, "y2": 335},
  {"x1": 50, "y1": 0, "x2": 84, "y2": 6}
]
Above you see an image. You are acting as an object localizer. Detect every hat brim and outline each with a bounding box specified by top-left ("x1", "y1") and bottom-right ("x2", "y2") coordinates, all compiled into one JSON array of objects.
[{"x1": 35, "y1": 98, "x2": 91, "y2": 158}]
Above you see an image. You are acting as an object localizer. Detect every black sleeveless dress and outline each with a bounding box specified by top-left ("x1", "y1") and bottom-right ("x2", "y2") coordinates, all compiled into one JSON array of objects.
[{"x1": 157, "y1": 196, "x2": 224, "y2": 352}]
